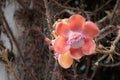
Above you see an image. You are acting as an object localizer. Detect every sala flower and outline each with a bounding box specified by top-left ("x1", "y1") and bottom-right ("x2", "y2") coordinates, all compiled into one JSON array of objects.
[{"x1": 45, "y1": 14, "x2": 99, "y2": 69}]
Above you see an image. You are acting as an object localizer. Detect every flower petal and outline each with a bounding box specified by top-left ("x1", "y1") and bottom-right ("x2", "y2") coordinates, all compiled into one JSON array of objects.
[
  {"x1": 54, "y1": 53, "x2": 60, "y2": 59},
  {"x1": 68, "y1": 14, "x2": 85, "y2": 31},
  {"x1": 58, "y1": 51, "x2": 73, "y2": 69},
  {"x1": 55, "y1": 22, "x2": 70, "y2": 38},
  {"x1": 83, "y1": 21, "x2": 99, "y2": 37},
  {"x1": 70, "y1": 48, "x2": 84, "y2": 59},
  {"x1": 53, "y1": 36, "x2": 70, "y2": 54},
  {"x1": 81, "y1": 37, "x2": 95, "y2": 55}
]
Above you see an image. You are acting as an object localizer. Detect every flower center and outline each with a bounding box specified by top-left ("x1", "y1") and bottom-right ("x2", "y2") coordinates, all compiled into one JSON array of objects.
[{"x1": 67, "y1": 32, "x2": 85, "y2": 48}]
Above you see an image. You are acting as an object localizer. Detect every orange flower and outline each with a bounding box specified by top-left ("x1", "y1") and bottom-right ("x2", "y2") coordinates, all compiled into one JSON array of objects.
[{"x1": 45, "y1": 14, "x2": 99, "y2": 69}]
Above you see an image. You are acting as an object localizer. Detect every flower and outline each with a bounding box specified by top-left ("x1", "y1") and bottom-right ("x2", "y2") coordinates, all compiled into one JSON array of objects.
[{"x1": 45, "y1": 14, "x2": 99, "y2": 69}]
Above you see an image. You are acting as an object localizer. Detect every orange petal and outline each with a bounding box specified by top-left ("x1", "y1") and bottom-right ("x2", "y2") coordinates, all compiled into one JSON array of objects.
[
  {"x1": 81, "y1": 37, "x2": 95, "y2": 55},
  {"x1": 53, "y1": 36, "x2": 70, "y2": 54},
  {"x1": 58, "y1": 51, "x2": 73, "y2": 69},
  {"x1": 83, "y1": 21, "x2": 99, "y2": 37},
  {"x1": 70, "y1": 48, "x2": 84, "y2": 59},
  {"x1": 55, "y1": 22, "x2": 70, "y2": 38},
  {"x1": 68, "y1": 14, "x2": 85, "y2": 31}
]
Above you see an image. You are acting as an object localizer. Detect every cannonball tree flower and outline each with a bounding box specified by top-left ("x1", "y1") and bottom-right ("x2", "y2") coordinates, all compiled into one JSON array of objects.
[{"x1": 45, "y1": 14, "x2": 99, "y2": 69}]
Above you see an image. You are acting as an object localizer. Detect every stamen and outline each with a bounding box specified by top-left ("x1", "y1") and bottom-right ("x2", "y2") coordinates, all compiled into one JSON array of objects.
[
  {"x1": 71, "y1": 39, "x2": 84, "y2": 48},
  {"x1": 67, "y1": 32, "x2": 85, "y2": 48}
]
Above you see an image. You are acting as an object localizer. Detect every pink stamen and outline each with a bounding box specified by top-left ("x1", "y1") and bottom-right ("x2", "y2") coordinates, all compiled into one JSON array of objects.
[{"x1": 67, "y1": 33, "x2": 85, "y2": 48}]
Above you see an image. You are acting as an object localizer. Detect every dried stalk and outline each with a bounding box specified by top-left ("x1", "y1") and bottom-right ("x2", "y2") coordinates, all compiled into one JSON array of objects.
[{"x1": 110, "y1": 0, "x2": 120, "y2": 24}]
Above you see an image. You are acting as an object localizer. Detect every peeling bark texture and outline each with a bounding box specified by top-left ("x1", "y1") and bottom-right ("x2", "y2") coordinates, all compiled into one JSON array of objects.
[{"x1": 0, "y1": 0, "x2": 120, "y2": 80}]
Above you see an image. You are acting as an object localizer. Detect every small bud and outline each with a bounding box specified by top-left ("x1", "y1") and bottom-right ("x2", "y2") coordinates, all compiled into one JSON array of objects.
[
  {"x1": 45, "y1": 38, "x2": 51, "y2": 44},
  {"x1": 49, "y1": 46, "x2": 54, "y2": 50}
]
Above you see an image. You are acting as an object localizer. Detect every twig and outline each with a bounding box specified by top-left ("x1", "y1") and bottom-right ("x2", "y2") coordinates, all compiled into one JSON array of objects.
[
  {"x1": 96, "y1": 25, "x2": 119, "y2": 41},
  {"x1": 13, "y1": 72, "x2": 19, "y2": 80},
  {"x1": 83, "y1": 57, "x2": 91, "y2": 76},
  {"x1": 51, "y1": 61, "x2": 58, "y2": 80},
  {"x1": 52, "y1": 0, "x2": 80, "y2": 11},
  {"x1": 43, "y1": 0, "x2": 56, "y2": 79},
  {"x1": 73, "y1": 62, "x2": 77, "y2": 79},
  {"x1": 43, "y1": 0, "x2": 53, "y2": 32},
  {"x1": 95, "y1": 0, "x2": 112, "y2": 13},
  {"x1": 89, "y1": 65, "x2": 98, "y2": 80},
  {"x1": 95, "y1": 28, "x2": 120, "y2": 67},
  {"x1": 63, "y1": 0, "x2": 71, "y2": 6},
  {"x1": 96, "y1": 16, "x2": 108, "y2": 24},
  {"x1": 3, "y1": 27, "x2": 13, "y2": 51},
  {"x1": 54, "y1": 9, "x2": 75, "y2": 21},
  {"x1": 99, "y1": 61, "x2": 120, "y2": 67},
  {"x1": 112, "y1": 28, "x2": 120, "y2": 45},
  {"x1": 110, "y1": 0, "x2": 120, "y2": 24},
  {"x1": 0, "y1": 8, "x2": 37, "y2": 80},
  {"x1": 16, "y1": 0, "x2": 26, "y2": 9},
  {"x1": 3, "y1": 49, "x2": 19, "y2": 80}
]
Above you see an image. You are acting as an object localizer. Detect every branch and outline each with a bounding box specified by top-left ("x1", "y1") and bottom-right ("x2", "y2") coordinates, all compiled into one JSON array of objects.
[
  {"x1": 112, "y1": 28, "x2": 120, "y2": 45},
  {"x1": 0, "y1": 8, "x2": 37, "y2": 80},
  {"x1": 96, "y1": 25, "x2": 119, "y2": 41},
  {"x1": 110, "y1": 0, "x2": 120, "y2": 24},
  {"x1": 43, "y1": 0, "x2": 53, "y2": 32},
  {"x1": 51, "y1": 0, "x2": 79, "y2": 11}
]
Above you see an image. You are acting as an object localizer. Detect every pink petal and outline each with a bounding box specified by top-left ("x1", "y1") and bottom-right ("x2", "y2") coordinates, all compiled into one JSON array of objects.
[
  {"x1": 81, "y1": 37, "x2": 95, "y2": 55},
  {"x1": 70, "y1": 48, "x2": 84, "y2": 59},
  {"x1": 54, "y1": 53, "x2": 60, "y2": 59},
  {"x1": 55, "y1": 22, "x2": 70, "y2": 38},
  {"x1": 58, "y1": 51, "x2": 73, "y2": 69},
  {"x1": 83, "y1": 21, "x2": 99, "y2": 37},
  {"x1": 68, "y1": 14, "x2": 85, "y2": 31},
  {"x1": 53, "y1": 36, "x2": 70, "y2": 54}
]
